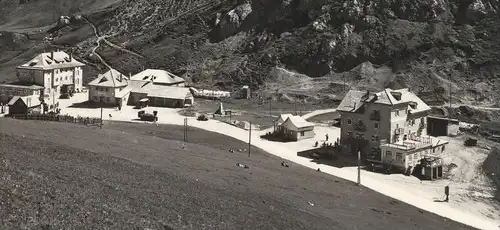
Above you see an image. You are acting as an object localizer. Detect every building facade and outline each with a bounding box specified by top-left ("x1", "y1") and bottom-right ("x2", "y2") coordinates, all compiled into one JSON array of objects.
[
  {"x1": 15, "y1": 51, "x2": 85, "y2": 109},
  {"x1": 277, "y1": 115, "x2": 315, "y2": 141},
  {"x1": 87, "y1": 69, "x2": 129, "y2": 106},
  {"x1": 0, "y1": 84, "x2": 43, "y2": 105},
  {"x1": 338, "y1": 88, "x2": 448, "y2": 172}
]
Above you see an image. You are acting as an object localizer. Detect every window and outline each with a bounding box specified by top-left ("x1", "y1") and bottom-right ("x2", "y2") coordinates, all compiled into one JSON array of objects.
[
  {"x1": 433, "y1": 147, "x2": 436, "y2": 153},
  {"x1": 55, "y1": 78, "x2": 58, "y2": 82},
  {"x1": 411, "y1": 119, "x2": 415, "y2": 125},
  {"x1": 356, "y1": 133, "x2": 364, "y2": 139},
  {"x1": 300, "y1": 131, "x2": 305, "y2": 136},
  {"x1": 347, "y1": 118, "x2": 352, "y2": 125},
  {"x1": 106, "y1": 97, "x2": 110, "y2": 102},
  {"x1": 65, "y1": 76, "x2": 68, "y2": 80},
  {"x1": 386, "y1": 151, "x2": 393, "y2": 160},
  {"x1": 372, "y1": 135, "x2": 379, "y2": 141},
  {"x1": 347, "y1": 131, "x2": 352, "y2": 137},
  {"x1": 374, "y1": 122, "x2": 380, "y2": 129},
  {"x1": 93, "y1": 96, "x2": 98, "y2": 101},
  {"x1": 442, "y1": 146, "x2": 445, "y2": 152},
  {"x1": 395, "y1": 109, "x2": 399, "y2": 116},
  {"x1": 76, "y1": 78, "x2": 79, "y2": 84},
  {"x1": 396, "y1": 153, "x2": 403, "y2": 162}
]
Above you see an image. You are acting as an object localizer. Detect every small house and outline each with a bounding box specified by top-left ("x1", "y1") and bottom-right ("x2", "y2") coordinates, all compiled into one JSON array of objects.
[
  {"x1": 7, "y1": 96, "x2": 41, "y2": 115},
  {"x1": 281, "y1": 115, "x2": 315, "y2": 141}
]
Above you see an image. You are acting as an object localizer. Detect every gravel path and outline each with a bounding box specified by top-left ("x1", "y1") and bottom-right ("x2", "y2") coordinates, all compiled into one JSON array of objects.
[{"x1": 0, "y1": 119, "x2": 475, "y2": 229}]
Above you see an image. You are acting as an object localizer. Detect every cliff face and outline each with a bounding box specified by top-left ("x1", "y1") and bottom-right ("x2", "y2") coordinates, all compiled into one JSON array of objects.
[{"x1": 0, "y1": 0, "x2": 499, "y2": 105}]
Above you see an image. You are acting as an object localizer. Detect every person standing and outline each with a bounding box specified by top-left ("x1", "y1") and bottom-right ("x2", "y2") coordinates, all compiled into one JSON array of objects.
[
  {"x1": 445, "y1": 185, "x2": 450, "y2": 202},
  {"x1": 325, "y1": 134, "x2": 329, "y2": 141}
]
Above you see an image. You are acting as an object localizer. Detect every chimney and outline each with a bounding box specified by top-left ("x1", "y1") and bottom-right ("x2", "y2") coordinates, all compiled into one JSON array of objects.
[
  {"x1": 69, "y1": 52, "x2": 72, "y2": 62},
  {"x1": 120, "y1": 73, "x2": 123, "y2": 82},
  {"x1": 50, "y1": 51, "x2": 54, "y2": 60},
  {"x1": 129, "y1": 72, "x2": 132, "y2": 79}
]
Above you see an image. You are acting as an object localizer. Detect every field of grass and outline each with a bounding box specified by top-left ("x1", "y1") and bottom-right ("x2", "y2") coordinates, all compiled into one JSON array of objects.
[{"x1": 0, "y1": 118, "x2": 475, "y2": 229}]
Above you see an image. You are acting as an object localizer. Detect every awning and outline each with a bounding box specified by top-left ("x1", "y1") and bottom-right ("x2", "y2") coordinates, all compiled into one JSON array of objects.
[{"x1": 139, "y1": 98, "x2": 150, "y2": 102}]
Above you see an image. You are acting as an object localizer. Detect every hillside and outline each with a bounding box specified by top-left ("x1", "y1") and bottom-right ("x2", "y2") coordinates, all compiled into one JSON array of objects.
[
  {"x1": 0, "y1": 0, "x2": 499, "y2": 106},
  {"x1": 0, "y1": 119, "x2": 474, "y2": 229}
]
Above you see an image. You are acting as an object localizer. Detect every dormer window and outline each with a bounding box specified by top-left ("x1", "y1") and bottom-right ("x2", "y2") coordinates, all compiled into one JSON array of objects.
[
  {"x1": 391, "y1": 92, "x2": 402, "y2": 101},
  {"x1": 409, "y1": 102, "x2": 417, "y2": 109}
]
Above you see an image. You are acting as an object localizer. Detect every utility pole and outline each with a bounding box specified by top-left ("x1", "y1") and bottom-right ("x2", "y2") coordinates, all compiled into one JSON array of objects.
[
  {"x1": 184, "y1": 117, "x2": 188, "y2": 142},
  {"x1": 448, "y1": 74, "x2": 452, "y2": 118},
  {"x1": 357, "y1": 150, "x2": 361, "y2": 185},
  {"x1": 248, "y1": 122, "x2": 252, "y2": 157},
  {"x1": 100, "y1": 107, "x2": 103, "y2": 129},
  {"x1": 269, "y1": 96, "x2": 272, "y2": 117}
]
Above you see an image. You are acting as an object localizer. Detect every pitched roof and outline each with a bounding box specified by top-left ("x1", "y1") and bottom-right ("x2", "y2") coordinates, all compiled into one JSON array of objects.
[
  {"x1": 283, "y1": 115, "x2": 314, "y2": 130},
  {"x1": 7, "y1": 96, "x2": 22, "y2": 106},
  {"x1": 276, "y1": 113, "x2": 293, "y2": 123},
  {"x1": 337, "y1": 90, "x2": 366, "y2": 112},
  {"x1": 337, "y1": 88, "x2": 430, "y2": 113},
  {"x1": 88, "y1": 69, "x2": 128, "y2": 87},
  {"x1": 18, "y1": 51, "x2": 85, "y2": 70},
  {"x1": 7, "y1": 96, "x2": 41, "y2": 107},
  {"x1": 130, "y1": 69, "x2": 185, "y2": 85},
  {"x1": 132, "y1": 84, "x2": 192, "y2": 100}
]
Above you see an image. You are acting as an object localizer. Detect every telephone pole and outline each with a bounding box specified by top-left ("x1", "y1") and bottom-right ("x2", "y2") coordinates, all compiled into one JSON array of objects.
[
  {"x1": 357, "y1": 150, "x2": 361, "y2": 185},
  {"x1": 248, "y1": 122, "x2": 252, "y2": 157},
  {"x1": 269, "y1": 96, "x2": 272, "y2": 117},
  {"x1": 184, "y1": 117, "x2": 188, "y2": 142}
]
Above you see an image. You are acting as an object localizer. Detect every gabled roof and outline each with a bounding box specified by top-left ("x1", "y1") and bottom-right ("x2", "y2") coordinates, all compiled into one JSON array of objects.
[
  {"x1": 7, "y1": 96, "x2": 22, "y2": 106},
  {"x1": 88, "y1": 69, "x2": 128, "y2": 87},
  {"x1": 7, "y1": 96, "x2": 41, "y2": 107},
  {"x1": 18, "y1": 51, "x2": 85, "y2": 70},
  {"x1": 130, "y1": 69, "x2": 185, "y2": 85},
  {"x1": 337, "y1": 88, "x2": 430, "y2": 114},
  {"x1": 283, "y1": 115, "x2": 314, "y2": 130},
  {"x1": 276, "y1": 113, "x2": 293, "y2": 124}
]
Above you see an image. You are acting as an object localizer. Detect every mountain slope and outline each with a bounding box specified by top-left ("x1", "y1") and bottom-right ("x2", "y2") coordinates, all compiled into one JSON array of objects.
[{"x1": 0, "y1": 0, "x2": 499, "y2": 106}]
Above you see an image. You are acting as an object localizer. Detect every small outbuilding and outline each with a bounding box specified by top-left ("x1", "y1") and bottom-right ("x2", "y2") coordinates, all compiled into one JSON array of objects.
[
  {"x1": 7, "y1": 96, "x2": 41, "y2": 115},
  {"x1": 281, "y1": 115, "x2": 315, "y2": 141}
]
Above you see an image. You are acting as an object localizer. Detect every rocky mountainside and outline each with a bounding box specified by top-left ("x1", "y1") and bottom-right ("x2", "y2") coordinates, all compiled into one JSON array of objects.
[{"x1": 0, "y1": 0, "x2": 499, "y2": 106}]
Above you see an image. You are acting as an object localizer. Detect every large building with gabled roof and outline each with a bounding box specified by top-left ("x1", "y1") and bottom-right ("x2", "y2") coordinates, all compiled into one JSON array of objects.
[
  {"x1": 0, "y1": 50, "x2": 86, "y2": 112},
  {"x1": 337, "y1": 88, "x2": 448, "y2": 173}
]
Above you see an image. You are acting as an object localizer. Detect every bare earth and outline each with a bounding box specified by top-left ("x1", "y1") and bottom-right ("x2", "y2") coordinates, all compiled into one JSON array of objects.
[{"x1": 0, "y1": 119, "x2": 473, "y2": 229}]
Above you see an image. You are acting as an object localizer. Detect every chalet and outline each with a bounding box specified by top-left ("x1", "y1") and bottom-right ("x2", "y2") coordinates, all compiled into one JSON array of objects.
[
  {"x1": 280, "y1": 115, "x2": 315, "y2": 141},
  {"x1": 87, "y1": 69, "x2": 129, "y2": 106},
  {"x1": 7, "y1": 96, "x2": 41, "y2": 115}
]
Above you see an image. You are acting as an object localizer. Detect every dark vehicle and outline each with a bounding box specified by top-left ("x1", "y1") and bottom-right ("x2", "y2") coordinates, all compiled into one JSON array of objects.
[
  {"x1": 197, "y1": 114, "x2": 208, "y2": 121},
  {"x1": 366, "y1": 162, "x2": 391, "y2": 174}
]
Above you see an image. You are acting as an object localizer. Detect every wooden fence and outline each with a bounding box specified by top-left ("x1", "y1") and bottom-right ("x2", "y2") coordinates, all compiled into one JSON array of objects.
[{"x1": 11, "y1": 114, "x2": 102, "y2": 126}]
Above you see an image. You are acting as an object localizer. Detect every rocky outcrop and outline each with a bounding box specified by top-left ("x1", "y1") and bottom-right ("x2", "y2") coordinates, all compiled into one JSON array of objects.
[{"x1": 210, "y1": 3, "x2": 252, "y2": 42}]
